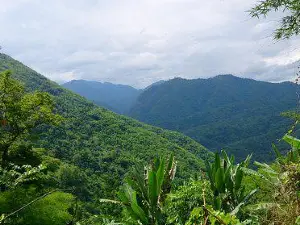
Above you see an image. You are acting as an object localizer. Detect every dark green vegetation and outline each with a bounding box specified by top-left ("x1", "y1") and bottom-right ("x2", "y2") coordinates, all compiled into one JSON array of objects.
[
  {"x1": 101, "y1": 135, "x2": 300, "y2": 224},
  {"x1": 0, "y1": 70, "x2": 74, "y2": 224},
  {"x1": 63, "y1": 80, "x2": 141, "y2": 114},
  {"x1": 129, "y1": 75, "x2": 298, "y2": 162},
  {"x1": 1, "y1": 0, "x2": 299, "y2": 223},
  {"x1": 62, "y1": 76, "x2": 299, "y2": 163},
  {"x1": 0, "y1": 53, "x2": 211, "y2": 223},
  {"x1": 0, "y1": 55, "x2": 299, "y2": 225},
  {"x1": 101, "y1": 155, "x2": 177, "y2": 224}
]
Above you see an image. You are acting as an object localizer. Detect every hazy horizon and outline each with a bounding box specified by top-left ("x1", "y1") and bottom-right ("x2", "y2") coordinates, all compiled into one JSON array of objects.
[{"x1": 1, "y1": 0, "x2": 300, "y2": 88}]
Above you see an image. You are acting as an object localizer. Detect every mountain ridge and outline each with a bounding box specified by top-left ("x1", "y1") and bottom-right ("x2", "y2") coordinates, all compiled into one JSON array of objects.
[
  {"x1": 129, "y1": 74, "x2": 298, "y2": 162},
  {"x1": 0, "y1": 53, "x2": 211, "y2": 202},
  {"x1": 62, "y1": 79, "x2": 141, "y2": 114}
]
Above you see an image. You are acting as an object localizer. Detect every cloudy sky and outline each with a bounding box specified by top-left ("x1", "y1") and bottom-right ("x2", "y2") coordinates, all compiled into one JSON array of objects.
[{"x1": 1, "y1": 0, "x2": 300, "y2": 88}]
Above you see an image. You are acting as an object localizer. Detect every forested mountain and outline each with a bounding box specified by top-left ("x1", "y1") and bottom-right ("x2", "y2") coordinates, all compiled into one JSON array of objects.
[
  {"x1": 62, "y1": 80, "x2": 141, "y2": 114},
  {"x1": 0, "y1": 53, "x2": 211, "y2": 220},
  {"x1": 2, "y1": 0, "x2": 300, "y2": 223},
  {"x1": 144, "y1": 80, "x2": 166, "y2": 90},
  {"x1": 1, "y1": 55, "x2": 299, "y2": 225},
  {"x1": 129, "y1": 75, "x2": 298, "y2": 162}
]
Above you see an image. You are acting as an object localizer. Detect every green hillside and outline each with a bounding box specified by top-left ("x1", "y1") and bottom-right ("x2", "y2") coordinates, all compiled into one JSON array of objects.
[
  {"x1": 1, "y1": 55, "x2": 299, "y2": 225},
  {"x1": 129, "y1": 75, "x2": 297, "y2": 162},
  {"x1": 0, "y1": 53, "x2": 211, "y2": 201}
]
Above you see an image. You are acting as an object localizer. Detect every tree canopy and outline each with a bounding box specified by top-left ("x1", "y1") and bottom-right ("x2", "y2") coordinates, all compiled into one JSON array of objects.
[
  {"x1": 0, "y1": 70, "x2": 75, "y2": 224},
  {"x1": 250, "y1": 0, "x2": 300, "y2": 39},
  {"x1": 0, "y1": 70, "x2": 62, "y2": 167}
]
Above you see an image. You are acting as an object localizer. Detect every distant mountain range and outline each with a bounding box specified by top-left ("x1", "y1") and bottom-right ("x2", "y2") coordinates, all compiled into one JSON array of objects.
[
  {"x1": 62, "y1": 75, "x2": 299, "y2": 162},
  {"x1": 62, "y1": 80, "x2": 141, "y2": 114},
  {"x1": 129, "y1": 75, "x2": 298, "y2": 161}
]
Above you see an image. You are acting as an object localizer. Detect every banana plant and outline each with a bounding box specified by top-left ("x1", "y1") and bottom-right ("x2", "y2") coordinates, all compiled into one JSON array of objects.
[
  {"x1": 205, "y1": 150, "x2": 257, "y2": 214},
  {"x1": 186, "y1": 205, "x2": 253, "y2": 225},
  {"x1": 101, "y1": 155, "x2": 177, "y2": 225},
  {"x1": 242, "y1": 134, "x2": 300, "y2": 187},
  {"x1": 281, "y1": 134, "x2": 300, "y2": 163},
  {"x1": 242, "y1": 134, "x2": 300, "y2": 225}
]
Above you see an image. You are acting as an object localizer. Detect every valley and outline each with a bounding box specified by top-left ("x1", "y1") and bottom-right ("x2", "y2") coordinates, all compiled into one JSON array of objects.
[
  {"x1": 64, "y1": 74, "x2": 298, "y2": 162},
  {"x1": 1, "y1": 0, "x2": 299, "y2": 223}
]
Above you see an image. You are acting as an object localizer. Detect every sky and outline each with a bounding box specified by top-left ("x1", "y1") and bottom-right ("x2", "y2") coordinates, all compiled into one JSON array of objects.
[{"x1": 1, "y1": 0, "x2": 300, "y2": 88}]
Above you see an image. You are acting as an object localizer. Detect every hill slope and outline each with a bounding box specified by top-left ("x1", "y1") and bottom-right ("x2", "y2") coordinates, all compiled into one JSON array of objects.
[
  {"x1": 62, "y1": 80, "x2": 141, "y2": 114},
  {"x1": 129, "y1": 75, "x2": 298, "y2": 162},
  {"x1": 0, "y1": 53, "x2": 211, "y2": 200}
]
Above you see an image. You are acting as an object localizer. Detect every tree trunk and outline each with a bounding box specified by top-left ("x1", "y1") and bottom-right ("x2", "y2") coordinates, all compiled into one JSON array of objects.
[{"x1": 1, "y1": 144, "x2": 9, "y2": 168}]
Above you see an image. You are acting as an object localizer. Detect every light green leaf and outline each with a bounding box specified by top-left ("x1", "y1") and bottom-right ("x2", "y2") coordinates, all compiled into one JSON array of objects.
[{"x1": 148, "y1": 171, "x2": 158, "y2": 207}]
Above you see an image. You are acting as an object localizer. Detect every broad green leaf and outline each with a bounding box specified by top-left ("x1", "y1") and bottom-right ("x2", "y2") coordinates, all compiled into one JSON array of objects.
[
  {"x1": 153, "y1": 157, "x2": 160, "y2": 172},
  {"x1": 242, "y1": 154, "x2": 252, "y2": 167},
  {"x1": 156, "y1": 157, "x2": 165, "y2": 194},
  {"x1": 205, "y1": 160, "x2": 213, "y2": 181},
  {"x1": 148, "y1": 171, "x2": 158, "y2": 207},
  {"x1": 214, "y1": 196, "x2": 222, "y2": 210},
  {"x1": 215, "y1": 167, "x2": 225, "y2": 191},
  {"x1": 230, "y1": 155, "x2": 235, "y2": 164},
  {"x1": 166, "y1": 154, "x2": 174, "y2": 173},
  {"x1": 131, "y1": 191, "x2": 148, "y2": 224},
  {"x1": 283, "y1": 134, "x2": 300, "y2": 150},
  {"x1": 235, "y1": 167, "x2": 243, "y2": 190},
  {"x1": 240, "y1": 167, "x2": 271, "y2": 183},
  {"x1": 231, "y1": 189, "x2": 258, "y2": 215},
  {"x1": 215, "y1": 153, "x2": 221, "y2": 170},
  {"x1": 272, "y1": 143, "x2": 282, "y2": 159}
]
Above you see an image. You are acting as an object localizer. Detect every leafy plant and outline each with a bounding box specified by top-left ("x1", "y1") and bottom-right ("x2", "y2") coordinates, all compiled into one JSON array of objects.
[
  {"x1": 243, "y1": 134, "x2": 300, "y2": 225},
  {"x1": 282, "y1": 134, "x2": 300, "y2": 163},
  {"x1": 0, "y1": 70, "x2": 62, "y2": 167},
  {"x1": 250, "y1": 0, "x2": 300, "y2": 39},
  {"x1": 0, "y1": 190, "x2": 74, "y2": 225},
  {"x1": 164, "y1": 179, "x2": 213, "y2": 224},
  {"x1": 0, "y1": 163, "x2": 46, "y2": 190},
  {"x1": 186, "y1": 205, "x2": 252, "y2": 225},
  {"x1": 0, "y1": 70, "x2": 75, "y2": 225},
  {"x1": 101, "y1": 155, "x2": 177, "y2": 224},
  {"x1": 0, "y1": 53, "x2": 211, "y2": 219},
  {"x1": 205, "y1": 150, "x2": 257, "y2": 214}
]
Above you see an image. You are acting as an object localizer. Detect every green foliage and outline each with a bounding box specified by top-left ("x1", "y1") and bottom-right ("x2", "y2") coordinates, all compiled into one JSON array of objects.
[
  {"x1": 101, "y1": 156, "x2": 177, "y2": 224},
  {"x1": 0, "y1": 152, "x2": 79, "y2": 225},
  {"x1": 242, "y1": 134, "x2": 300, "y2": 225},
  {"x1": 129, "y1": 75, "x2": 297, "y2": 162},
  {"x1": 0, "y1": 70, "x2": 76, "y2": 224},
  {"x1": 0, "y1": 153, "x2": 76, "y2": 225},
  {"x1": 0, "y1": 188, "x2": 74, "y2": 225},
  {"x1": 0, "y1": 53, "x2": 211, "y2": 218},
  {"x1": 0, "y1": 164, "x2": 45, "y2": 190},
  {"x1": 250, "y1": 0, "x2": 300, "y2": 39},
  {"x1": 164, "y1": 179, "x2": 213, "y2": 224},
  {"x1": 0, "y1": 70, "x2": 62, "y2": 166},
  {"x1": 56, "y1": 164, "x2": 90, "y2": 200},
  {"x1": 282, "y1": 134, "x2": 300, "y2": 163},
  {"x1": 1, "y1": 53, "x2": 299, "y2": 225},
  {"x1": 205, "y1": 150, "x2": 257, "y2": 213},
  {"x1": 186, "y1": 205, "x2": 250, "y2": 225},
  {"x1": 20, "y1": 191, "x2": 74, "y2": 225},
  {"x1": 100, "y1": 152, "x2": 260, "y2": 225}
]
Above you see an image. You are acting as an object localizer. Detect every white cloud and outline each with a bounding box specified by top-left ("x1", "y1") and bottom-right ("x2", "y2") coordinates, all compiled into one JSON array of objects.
[{"x1": 0, "y1": 0, "x2": 299, "y2": 88}]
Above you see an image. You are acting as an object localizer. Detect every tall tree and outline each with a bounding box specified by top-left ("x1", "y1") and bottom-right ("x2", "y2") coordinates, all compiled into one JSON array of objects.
[
  {"x1": 250, "y1": 0, "x2": 300, "y2": 39},
  {"x1": 0, "y1": 70, "x2": 61, "y2": 166}
]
